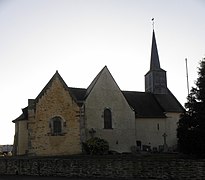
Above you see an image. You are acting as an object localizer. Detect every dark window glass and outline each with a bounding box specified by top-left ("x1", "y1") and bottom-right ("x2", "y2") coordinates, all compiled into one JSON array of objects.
[
  {"x1": 53, "y1": 119, "x2": 62, "y2": 134},
  {"x1": 104, "y1": 108, "x2": 112, "y2": 129},
  {"x1": 157, "y1": 123, "x2": 160, "y2": 130},
  {"x1": 50, "y1": 116, "x2": 63, "y2": 136}
]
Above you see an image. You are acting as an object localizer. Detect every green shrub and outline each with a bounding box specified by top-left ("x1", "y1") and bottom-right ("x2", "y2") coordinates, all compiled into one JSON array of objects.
[{"x1": 82, "y1": 137, "x2": 109, "y2": 155}]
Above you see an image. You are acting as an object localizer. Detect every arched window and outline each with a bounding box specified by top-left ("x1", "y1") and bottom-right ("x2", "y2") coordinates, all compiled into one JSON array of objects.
[
  {"x1": 53, "y1": 118, "x2": 62, "y2": 134},
  {"x1": 50, "y1": 116, "x2": 64, "y2": 136},
  {"x1": 104, "y1": 108, "x2": 112, "y2": 129}
]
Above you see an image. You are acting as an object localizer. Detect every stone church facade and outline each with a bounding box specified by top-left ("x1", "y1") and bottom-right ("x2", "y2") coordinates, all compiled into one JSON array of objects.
[{"x1": 12, "y1": 30, "x2": 184, "y2": 156}]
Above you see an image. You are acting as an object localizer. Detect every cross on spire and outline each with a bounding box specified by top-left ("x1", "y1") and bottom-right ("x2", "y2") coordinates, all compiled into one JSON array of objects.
[{"x1": 152, "y1": 18, "x2": 154, "y2": 30}]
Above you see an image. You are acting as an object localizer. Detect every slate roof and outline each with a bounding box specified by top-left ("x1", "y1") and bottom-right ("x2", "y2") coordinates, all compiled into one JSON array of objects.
[
  {"x1": 150, "y1": 30, "x2": 166, "y2": 72},
  {"x1": 154, "y1": 89, "x2": 185, "y2": 113},
  {"x1": 68, "y1": 87, "x2": 86, "y2": 105},
  {"x1": 12, "y1": 107, "x2": 28, "y2": 123},
  {"x1": 68, "y1": 88, "x2": 184, "y2": 118},
  {"x1": 123, "y1": 90, "x2": 184, "y2": 118},
  {"x1": 13, "y1": 86, "x2": 184, "y2": 122},
  {"x1": 122, "y1": 91, "x2": 166, "y2": 118},
  {"x1": 13, "y1": 70, "x2": 184, "y2": 122},
  {"x1": 54, "y1": 87, "x2": 184, "y2": 118}
]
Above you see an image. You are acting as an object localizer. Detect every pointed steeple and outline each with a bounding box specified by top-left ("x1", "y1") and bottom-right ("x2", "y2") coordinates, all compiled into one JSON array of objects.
[
  {"x1": 145, "y1": 30, "x2": 168, "y2": 94},
  {"x1": 150, "y1": 30, "x2": 161, "y2": 70}
]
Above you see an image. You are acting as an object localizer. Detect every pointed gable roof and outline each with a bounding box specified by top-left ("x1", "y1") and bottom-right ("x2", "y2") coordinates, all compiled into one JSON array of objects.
[
  {"x1": 12, "y1": 71, "x2": 86, "y2": 123},
  {"x1": 13, "y1": 66, "x2": 184, "y2": 124},
  {"x1": 85, "y1": 65, "x2": 127, "y2": 103},
  {"x1": 85, "y1": 66, "x2": 107, "y2": 98},
  {"x1": 35, "y1": 70, "x2": 78, "y2": 104}
]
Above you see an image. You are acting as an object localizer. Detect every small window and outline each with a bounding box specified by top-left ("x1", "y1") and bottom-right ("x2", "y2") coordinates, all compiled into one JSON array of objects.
[
  {"x1": 136, "y1": 140, "x2": 141, "y2": 147},
  {"x1": 157, "y1": 123, "x2": 160, "y2": 131},
  {"x1": 50, "y1": 116, "x2": 64, "y2": 136},
  {"x1": 104, "y1": 108, "x2": 112, "y2": 129},
  {"x1": 53, "y1": 118, "x2": 62, "y2": 134}
]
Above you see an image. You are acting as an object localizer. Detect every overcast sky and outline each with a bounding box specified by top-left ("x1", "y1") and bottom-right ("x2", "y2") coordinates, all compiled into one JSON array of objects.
[{"x1": 0, "y1": 0, "x2": 205, "y2": 145}]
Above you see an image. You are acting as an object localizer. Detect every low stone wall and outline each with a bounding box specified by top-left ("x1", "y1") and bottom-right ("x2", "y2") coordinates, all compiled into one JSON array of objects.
[{"x1": 0, "y1": 155, "x2": 205, "y2": 179}]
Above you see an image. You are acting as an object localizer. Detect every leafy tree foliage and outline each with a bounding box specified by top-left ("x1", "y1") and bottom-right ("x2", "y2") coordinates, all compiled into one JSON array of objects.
[
  {"x1": 82, "y1": 137, "x2": 109, "y2": 155},
  {"x1": 177, "y1": 58, "x2": 205, "y2": 154}
]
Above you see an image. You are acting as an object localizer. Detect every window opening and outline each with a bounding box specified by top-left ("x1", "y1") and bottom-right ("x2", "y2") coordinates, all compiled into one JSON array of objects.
[
  {"x1": 104, "y1": 108, "x2": 112, "y2": 129},
  {"x1": 157, "y1": 123, "x2": 160, "y2": 131},
  {"x1": 50, "y1": 116, "x2": 63, "y2": 136}
]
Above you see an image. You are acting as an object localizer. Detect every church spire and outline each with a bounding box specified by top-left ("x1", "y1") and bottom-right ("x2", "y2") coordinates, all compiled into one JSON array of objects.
[
  {"x1": 150, "y1": 30, "x2": 161, "y2": 70},
  {"x1": 145, "y1": 28, "x2": 168, "y2": 94}
]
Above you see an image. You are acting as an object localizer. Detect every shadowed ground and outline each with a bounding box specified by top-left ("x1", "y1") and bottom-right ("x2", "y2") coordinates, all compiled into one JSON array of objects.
[
  {"x1": 0, "y1": 176, "x2": 138, "y2": 180},
  {"x1": 0, "y1": 176, "x2": 141, "y2": 180},
  {"x1": 0, "y1": 176, "x2": 68, "y2": 180},
  {"x1": 0, "y1": 176, "x2": 101, "y2": 180}
]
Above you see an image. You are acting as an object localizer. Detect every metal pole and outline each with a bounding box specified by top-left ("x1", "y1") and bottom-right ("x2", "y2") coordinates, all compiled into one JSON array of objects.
[{"x1": 185, "y1": 58, "x2": 190, "y2": 95}]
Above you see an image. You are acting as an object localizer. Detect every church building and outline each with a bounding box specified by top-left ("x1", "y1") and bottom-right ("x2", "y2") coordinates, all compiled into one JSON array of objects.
[{"x1": 12, "y1": 30, "x2": 184, "y2": 156}]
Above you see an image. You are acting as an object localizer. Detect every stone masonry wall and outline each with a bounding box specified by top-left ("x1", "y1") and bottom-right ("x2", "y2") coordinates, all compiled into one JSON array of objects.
[
  {"x1": 28, "y1": 77, "x2": 81, "y2": 156},
  {"x1": 1, "y1": 155, "x2": 205, "y2": 179}
]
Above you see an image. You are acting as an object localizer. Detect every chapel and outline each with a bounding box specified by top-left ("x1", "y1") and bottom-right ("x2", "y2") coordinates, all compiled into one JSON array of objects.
[{"x1": 12, "y1": 30, "x2": 184, "y2": 156}]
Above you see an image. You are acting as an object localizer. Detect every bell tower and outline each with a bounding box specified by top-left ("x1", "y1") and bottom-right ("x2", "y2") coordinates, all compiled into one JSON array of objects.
[{"x1": 145, "y1": 30, "x2": 168, "y2": 94}]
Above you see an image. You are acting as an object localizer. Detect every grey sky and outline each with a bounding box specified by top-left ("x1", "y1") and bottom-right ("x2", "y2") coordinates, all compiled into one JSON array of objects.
[{"x1": 0, "y1": 0, "x2": 205, "y2": 144}]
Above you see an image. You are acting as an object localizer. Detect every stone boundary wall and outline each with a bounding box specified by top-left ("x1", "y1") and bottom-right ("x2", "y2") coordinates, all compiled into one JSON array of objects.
[{"x1": 0, "y1": 155, "x2": 205, "y2": 179}]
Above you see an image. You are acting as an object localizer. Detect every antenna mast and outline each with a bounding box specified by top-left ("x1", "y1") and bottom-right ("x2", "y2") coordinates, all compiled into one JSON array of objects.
[{"x1": 185, "y1": 58, "x2": 190, "y2": 95}]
